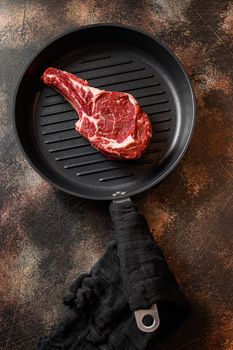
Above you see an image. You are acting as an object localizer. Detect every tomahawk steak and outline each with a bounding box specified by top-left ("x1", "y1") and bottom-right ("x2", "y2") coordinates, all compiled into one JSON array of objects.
[{"x1": 41, "y1": 68, "x2": 152, "y2": 159}]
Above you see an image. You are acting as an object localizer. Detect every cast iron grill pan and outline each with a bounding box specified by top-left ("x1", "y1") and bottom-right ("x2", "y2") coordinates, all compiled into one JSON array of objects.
[{"x1": 14, "y1": 25, "x2": 195, "y2": 200}]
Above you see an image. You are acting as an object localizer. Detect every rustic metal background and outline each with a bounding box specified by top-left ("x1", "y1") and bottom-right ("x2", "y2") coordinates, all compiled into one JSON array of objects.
[{"x1": 0, "y1": 0, "x2": 232, "y2": 349}]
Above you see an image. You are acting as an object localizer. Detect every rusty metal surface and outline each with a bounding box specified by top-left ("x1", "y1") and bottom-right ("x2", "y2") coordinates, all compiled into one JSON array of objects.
[{"x1": 0, "y1": 0, "x2": 232, "y2": 349}]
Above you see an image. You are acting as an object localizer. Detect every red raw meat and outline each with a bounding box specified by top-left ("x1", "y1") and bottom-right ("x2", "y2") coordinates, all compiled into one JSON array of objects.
[{"x1": 41, "y1": 68, "x2": 152, "y2": 159}]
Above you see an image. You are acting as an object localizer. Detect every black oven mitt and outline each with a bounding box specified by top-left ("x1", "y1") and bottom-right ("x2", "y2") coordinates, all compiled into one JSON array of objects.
[{"x1": 37, "y1": 200, "x2": 190, "y2": 350}]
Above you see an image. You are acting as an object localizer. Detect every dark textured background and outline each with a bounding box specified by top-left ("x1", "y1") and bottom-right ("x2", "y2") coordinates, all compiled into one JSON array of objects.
[{"x1": 0, "y1": 0, "x2": 233, "y2": 349}]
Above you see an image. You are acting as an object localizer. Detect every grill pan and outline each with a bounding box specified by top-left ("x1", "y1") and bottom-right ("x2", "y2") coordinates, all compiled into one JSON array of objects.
[
  {"x1": 14, "y1": 24, "x2": 195, "y2": 200},
  {"x1": 14, "y1": 24, "x2": 195, "y2": 332}
]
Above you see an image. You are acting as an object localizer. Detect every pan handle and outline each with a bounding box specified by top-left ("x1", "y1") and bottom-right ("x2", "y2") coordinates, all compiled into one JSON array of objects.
[
  {"x1": 134, "y1": 304, "x2": 160, "y2": 333},
  {"x1": 110, "y1": 197, "x2": 160, "y2": 333}
]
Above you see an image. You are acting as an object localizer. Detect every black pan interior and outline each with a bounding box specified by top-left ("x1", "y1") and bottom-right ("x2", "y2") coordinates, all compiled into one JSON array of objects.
[{"x1": 14, "y1": 24, "x2": 195, "y2": 200}]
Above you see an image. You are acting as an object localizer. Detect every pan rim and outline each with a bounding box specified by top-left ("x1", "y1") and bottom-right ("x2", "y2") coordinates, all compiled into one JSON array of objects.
[{"x1": 13, "y1": 23, "x2": 196, "y2": 200}]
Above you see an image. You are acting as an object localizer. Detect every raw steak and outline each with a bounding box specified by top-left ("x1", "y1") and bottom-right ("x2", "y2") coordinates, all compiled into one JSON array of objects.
[{"x1": 41, "y1": 68, "x2": 152, "y2": 159}]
